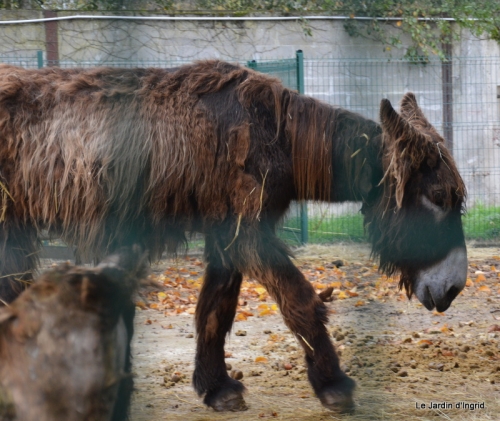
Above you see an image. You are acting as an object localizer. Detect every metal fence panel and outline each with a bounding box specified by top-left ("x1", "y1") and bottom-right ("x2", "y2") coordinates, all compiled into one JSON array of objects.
[{"x1": 0, "y1": 51, "x2": 40, "y2": 68}]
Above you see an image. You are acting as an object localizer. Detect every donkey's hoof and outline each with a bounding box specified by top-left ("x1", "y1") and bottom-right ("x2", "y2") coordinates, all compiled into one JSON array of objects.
[
  {"x1": 204, "y1": 378, "x2": 247, "y2": 412},
  {"x1": 317, "y1": 376, "x2": 356, "y2": 413},
  {"x1": 211, "y1": 390, "x2": 247, "y2": 412}
]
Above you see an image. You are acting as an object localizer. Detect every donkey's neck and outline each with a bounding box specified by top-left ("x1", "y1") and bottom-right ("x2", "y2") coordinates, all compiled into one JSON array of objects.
[
  {"x1": 286, "y1": 93, "x2": 383, "y2": 203},
  {"x1": 329, "y1": 109, "x2": 383, "y2": 203}
]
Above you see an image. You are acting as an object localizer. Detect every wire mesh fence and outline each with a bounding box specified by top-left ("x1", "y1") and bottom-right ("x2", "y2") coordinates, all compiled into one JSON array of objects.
[
  {"x1": 1, "y1": 52, "x2": 499, "y2": 245},
  {"x1": 299, "y1": 56, "x2": 500, "y2": 244},
  {"x1": 0, "y1": 51, "x2": 41, "y2": 69}
]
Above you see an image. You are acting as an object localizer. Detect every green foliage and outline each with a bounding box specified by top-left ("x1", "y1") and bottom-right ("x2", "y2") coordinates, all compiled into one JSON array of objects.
[
  {"x1": 337, "y1": 1, "x2": 500, "y2": 59},
  {"x1": 0, "y1": 0, "x2": 174, "y2": 11}
]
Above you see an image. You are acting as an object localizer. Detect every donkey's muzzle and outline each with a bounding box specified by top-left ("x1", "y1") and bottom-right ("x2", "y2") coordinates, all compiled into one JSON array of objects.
[{"x1": 414, "y1": 247, "x2": 467, "y2": 312}]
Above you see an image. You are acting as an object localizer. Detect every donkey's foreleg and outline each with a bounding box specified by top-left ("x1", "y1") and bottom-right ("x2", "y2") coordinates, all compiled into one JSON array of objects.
[
  {"x1": 0, "y1": 223, "x2": 40, "y2": 304},
  {"x1": 193, "y1": 262, "x2": 246, "y2": 411},
  {"x1": 254, "y1": 259, "x2": 355, "y2": 413}
]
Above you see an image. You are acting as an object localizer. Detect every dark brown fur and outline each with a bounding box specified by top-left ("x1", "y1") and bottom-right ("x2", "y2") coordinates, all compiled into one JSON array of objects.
[
  {"x1": 0, "y1": 61, "x2": 465, "y2": 411},
  {"x1": 0, "y1": 247, "x2": 148, "y2": 421}
]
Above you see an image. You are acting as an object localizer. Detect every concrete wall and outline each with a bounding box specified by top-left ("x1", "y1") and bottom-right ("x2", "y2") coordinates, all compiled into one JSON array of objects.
[
  {"x1": 0, "y1": 12, "x2": 416, "y2": 62},
  {"x1": 0, "y1": 10, "x2": 45, "y2": 61}
]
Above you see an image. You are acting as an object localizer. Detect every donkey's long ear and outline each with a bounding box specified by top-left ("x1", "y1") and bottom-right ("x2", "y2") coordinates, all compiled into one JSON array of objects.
[
  {"x1": 380, "y1": 98, "x2": 420, "y2": 142},
  {"x1": 399, "y1": 92, "x2": 431, "y2": 126},
  {"x1": 379, "y1": 98, "x2": 438, "y2": 208}
]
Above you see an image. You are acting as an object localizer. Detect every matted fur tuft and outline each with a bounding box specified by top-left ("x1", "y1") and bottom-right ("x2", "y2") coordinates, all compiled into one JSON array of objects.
[
  {"x1": 378, "y1": 94, "x2": 466, "y2": 212},
  {"x1": 285, "y1": 93, "x2": 334, "y2": 201}
]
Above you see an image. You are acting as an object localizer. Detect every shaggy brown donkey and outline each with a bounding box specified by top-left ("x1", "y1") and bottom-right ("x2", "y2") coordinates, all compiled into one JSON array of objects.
[
  {"x1": 0, "y1": 61, "x2": 466, "y2": 412},
  {"x1": 0, "y1": 247, "x2": 147, "y2": 421}
]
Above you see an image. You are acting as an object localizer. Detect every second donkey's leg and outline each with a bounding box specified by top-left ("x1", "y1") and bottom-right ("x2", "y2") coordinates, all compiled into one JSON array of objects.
[{"x1": 193, "y1": 236, "x2": 245, "y2": 411}]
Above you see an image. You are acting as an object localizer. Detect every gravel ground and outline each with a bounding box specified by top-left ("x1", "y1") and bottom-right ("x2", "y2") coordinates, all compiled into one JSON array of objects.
[
  {"x1": 126, "y1": 243, "x2": 500, "y2": 421},
  {"x1": 43, "y1": 242, "x2": 500, "y2": 421}
]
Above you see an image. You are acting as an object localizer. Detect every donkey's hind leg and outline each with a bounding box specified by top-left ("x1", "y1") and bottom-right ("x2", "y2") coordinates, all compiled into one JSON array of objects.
[
  {"x1": 245, "y1": 233, "x2": 355, "y2": 413},
  {"x1": 0, "y1": 223, "x2": 40, "y2": 303},
  {"x1": 193, "y1": 235, "x2": 246, "y2": 411}
]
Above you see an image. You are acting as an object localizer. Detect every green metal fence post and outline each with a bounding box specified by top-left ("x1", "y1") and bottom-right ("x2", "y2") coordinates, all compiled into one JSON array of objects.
[
  {"x1": 296, "y1": 50, "x2": 309, "y2": 245},
  {"x1": 37, "y1": 50, "x2": 43, "y2": 69}
]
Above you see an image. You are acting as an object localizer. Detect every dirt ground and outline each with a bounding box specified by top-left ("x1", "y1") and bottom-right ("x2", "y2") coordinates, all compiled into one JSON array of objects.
[{"x1": 105, "y1": 243, "x2": 499, "y2": 420}]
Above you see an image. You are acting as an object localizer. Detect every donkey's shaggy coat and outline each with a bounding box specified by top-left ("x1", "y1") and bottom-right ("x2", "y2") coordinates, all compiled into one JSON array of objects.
[{"x1": 0, "y1": 61, "x2": 466, "y2": 411}]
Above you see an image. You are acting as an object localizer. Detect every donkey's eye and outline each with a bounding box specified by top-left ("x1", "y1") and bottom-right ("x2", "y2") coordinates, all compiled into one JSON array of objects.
[{"x1": 432, "y1": 191, "x2": 445, "y2": 208}]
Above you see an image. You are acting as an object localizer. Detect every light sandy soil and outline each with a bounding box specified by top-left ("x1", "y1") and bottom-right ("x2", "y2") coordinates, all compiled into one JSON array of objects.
[{"x1": 82, "y1": 243, "x2": 500, "y2": 420}]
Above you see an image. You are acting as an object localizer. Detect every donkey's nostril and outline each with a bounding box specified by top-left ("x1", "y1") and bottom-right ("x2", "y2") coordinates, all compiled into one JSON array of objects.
[
  {"x1": 434, "y1": 285, "x2": 460, "y2": 313},
  {"x1": 446, "y1": 285, "x2": 460, "y2": 303}
]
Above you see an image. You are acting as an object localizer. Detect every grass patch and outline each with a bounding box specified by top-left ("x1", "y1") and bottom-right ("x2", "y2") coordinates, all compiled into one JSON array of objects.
[
  {"x1": 184, "y1": 204, "x2": 500, "y2": 250},
  {"x1": 463, "y1": 204, "x2": 500, "y2": 240},
  {"x1": 280, "y1": 213, "x2": 365, "y2": 245},
  {"x1": 279, "y1": 204, "x2": 500, "y2": 244}
]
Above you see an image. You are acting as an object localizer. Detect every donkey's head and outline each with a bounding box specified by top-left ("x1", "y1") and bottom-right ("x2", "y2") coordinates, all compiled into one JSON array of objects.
[{"x1": 364, "y1": 92, "x2": 467, "y2": 312}]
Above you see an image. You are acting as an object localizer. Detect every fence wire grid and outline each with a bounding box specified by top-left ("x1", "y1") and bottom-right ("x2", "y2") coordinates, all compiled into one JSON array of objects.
[{"x1": 1, "y1": 52, "x2": 499, "y2": 245}]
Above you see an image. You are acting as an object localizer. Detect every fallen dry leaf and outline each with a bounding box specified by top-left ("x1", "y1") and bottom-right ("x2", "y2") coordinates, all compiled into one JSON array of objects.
[
  {"x1": 476, "y1": 274, "x2": 486, "y2": 282},
  {"x1": 440, "y1": 324, "x2": 450, "y2": 333},
  {"x1": 259, "y1": 309, "x2": 275, "y2": 316},
  {"x1": 135, "y1": 301, "x2": 147, "y2": 310},
  {"x1": 235, "y1": 313, "x2": 247, "y2": 321}
]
